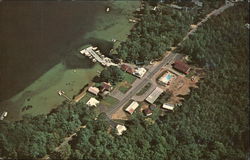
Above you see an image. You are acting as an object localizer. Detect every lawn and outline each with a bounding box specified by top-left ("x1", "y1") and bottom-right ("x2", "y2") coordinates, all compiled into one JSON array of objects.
[
  {"x1": 123, "y1": 72, "x2": 137, "y2": 84},
  {"x1": 118, "y1": 72, "x2": 136, "y2": 93},
  {"x1": 100, "y1": 96, "x2": 119, "y2": 108}
]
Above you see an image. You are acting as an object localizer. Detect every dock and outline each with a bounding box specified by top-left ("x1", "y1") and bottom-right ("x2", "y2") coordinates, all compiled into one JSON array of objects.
[{"x1": 80, "y1": 46, "x2": 117, "y2": 67}]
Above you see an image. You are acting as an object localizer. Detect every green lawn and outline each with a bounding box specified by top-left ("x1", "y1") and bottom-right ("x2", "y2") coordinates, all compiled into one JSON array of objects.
[
  {"x1": 123, "y1": 72, "x2": 137, "y2": 84},
  {"x1": 79, "y1": 92, "x2": 97, "y2": 104},
  {"x1": 117, "y1": 72, "x2": 136, "y2": 93},
  {"x1": 100, "y1": 96, "x2": 119, "y2": 108},
  {"x1": 119, "y1": 85, "x2": 132, "y2": 94}
]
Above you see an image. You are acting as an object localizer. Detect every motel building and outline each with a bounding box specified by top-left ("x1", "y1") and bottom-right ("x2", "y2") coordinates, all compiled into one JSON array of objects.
[
  {"x1": 125, "y1": 101, "x2": 139, "y2": 114},
  {"x1": 172, "y1": 60, "x2": 191, "y2": 75}
]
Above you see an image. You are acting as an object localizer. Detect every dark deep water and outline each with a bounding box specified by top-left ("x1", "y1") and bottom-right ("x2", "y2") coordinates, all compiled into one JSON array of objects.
[{"x1": 0, "y1": 1, "x2": 107, "y2": 101}]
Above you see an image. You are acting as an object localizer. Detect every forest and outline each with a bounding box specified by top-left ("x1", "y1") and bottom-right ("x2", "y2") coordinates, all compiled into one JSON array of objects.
[
  {"x1": 0, "y1": 1, "x2": 249, "y2": 160},
  {"x1": 115, "y1": 0, "x2": 224, "y2": 64}
]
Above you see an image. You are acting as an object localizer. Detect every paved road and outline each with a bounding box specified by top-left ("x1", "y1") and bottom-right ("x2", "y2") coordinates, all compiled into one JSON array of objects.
[
  {"x1": 106, "y1": 3, "x2": 234, "y2": 117},
  {"x1": 107, "y1": 52, "x2": 178, "y2": 117}
]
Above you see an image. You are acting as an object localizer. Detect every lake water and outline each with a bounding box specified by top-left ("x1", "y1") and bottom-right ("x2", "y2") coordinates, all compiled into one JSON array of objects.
[{"x1": 0, "y1": 1, "x2": 107, "y2": 101}]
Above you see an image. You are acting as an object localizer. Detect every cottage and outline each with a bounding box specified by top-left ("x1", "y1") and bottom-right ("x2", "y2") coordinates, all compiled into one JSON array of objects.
[
  {"x1": 125, "y1": 101, "x2": 139, "y2": 114},
  {"x1": 145, "y1": 87, "x2": 164, "y2": 104},
  {"x1": 88, "y1": 86, "x2": 100, "y2": 95},
  {"x1": 162, "y1": 103, "x2": 174, "y2": 111},
  {"x1": 86, "y1": 98, "x2": 100, "y2": 107},
  {"x1": 100, "y1": 82, "x2": 113, "y2": 92},
  {"x1": 173, "y1": 61, "x2": 191, "y2": 74},
  {"x1": 133, "y1": 67, "x2": 147, "y2": 78},
  {"x1": 121, "y1": 64, "x2": 134, "y2": 74},
  {"x1": 116, "y1": 124, "x2": 127, "y2": 135}
]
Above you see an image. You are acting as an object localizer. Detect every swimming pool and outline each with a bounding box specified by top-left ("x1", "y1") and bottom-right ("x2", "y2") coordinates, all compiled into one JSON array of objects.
[{"x1": 165, "y1": 74, "x2": 173, "y2": 81}]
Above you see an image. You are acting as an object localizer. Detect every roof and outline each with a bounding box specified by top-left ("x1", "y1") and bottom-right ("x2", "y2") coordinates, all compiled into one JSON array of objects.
[
  {"x1": 125, "y1": 101, "x2": 139, "y2": 114},
  {"x1": 134, "y1": 67, "x2": 147, "y2": 78},
  {"x1": 162, "y1": 104, "x2": 174, "y2": 111},
  {"x1": 116, "y1": 124, "x2": 127, "y2": 135},
  {"x1": 173, "y1": 61, "x2": 190, "y2": 74},
  {"x1": 88, "y1": 87, "x2": 100, "y2": 95},
  {"x1": 146, "y1": 87, "x2": 164, "y2": 104},
  {"x1": 86, "y1": 98, "x2": 100, "y2": 107},
  {"x1": 143, "y1": 108, "x2": 153, "y2": 116},
  {"x1": 101, "y1": 82, "x2": 112, "y2": 92},
  {"x1": 121, "y1": 64, "x2": 134, "y2": 74}
]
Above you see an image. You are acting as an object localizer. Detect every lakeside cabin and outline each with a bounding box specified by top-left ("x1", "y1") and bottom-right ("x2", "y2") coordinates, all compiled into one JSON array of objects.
[
  {"x1": 100, "y1": 82, "x2": 113, "y2": 93},
  {"x1": 145, "y1": 87, "x2": 164, "y2": 104},
  {"x1": 86, "y1": 98, "x2": 100, "y2": 107},
  {"x1": 172, "y1": 61, "x2": 191, "y2": 74},
  {"x1": 121, "y1": 64, "x2": 134, "y2": 74},
  {"x1": 88, "y1": 87, "x2": 100, "y2": 96},
  {"x1": 125, "y1": 101, "x2": 139, "y2": 114}
]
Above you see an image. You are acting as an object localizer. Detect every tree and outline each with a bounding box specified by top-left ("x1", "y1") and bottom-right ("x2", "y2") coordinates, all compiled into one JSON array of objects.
[{"x1": 98, "y1": 66, "x2": 124, "y2": 84}]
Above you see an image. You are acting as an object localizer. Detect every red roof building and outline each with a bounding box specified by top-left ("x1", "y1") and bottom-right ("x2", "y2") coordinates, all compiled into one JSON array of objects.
[
  {"x1": 121, "y1": 64, "x2": 134, "y2": 74},
  {"x1": 173, "y1": 61, "x2": 191, "y2": 74},
  {"x1": 100, "y1": 82, "x2": 113, "y2": 92}
]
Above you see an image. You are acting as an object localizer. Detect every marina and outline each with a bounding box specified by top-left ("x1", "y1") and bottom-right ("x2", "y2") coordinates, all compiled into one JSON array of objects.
[{"x1": 80, "y1": 46, "x2": 117, "y2": 67}]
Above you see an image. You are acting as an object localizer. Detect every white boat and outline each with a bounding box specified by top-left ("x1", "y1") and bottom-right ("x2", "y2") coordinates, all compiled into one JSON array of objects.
[
  {"x1": 92, "y1": 59, "x2": 97, "y2": 62},
  {"x1": 3, "y1": 112, "x2": 7, "y2": 117},
  {"x1": 58, "y1": 90, "x2": 62, "y2": 96}
]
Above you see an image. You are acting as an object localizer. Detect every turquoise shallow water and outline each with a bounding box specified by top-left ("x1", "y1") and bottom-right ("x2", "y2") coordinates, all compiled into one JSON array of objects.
[{"x1": 0, "y1": 1, "x2": 107, "y2": 101}]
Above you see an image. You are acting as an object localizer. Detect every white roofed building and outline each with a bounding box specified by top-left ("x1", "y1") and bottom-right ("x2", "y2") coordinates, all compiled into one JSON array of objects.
[
  {"x1": 116, "y1": 124, "x2": 127, "y2": 135},
  {"x1": 133, "y1": 67, "x2": 147, "y2": 78},
  {"x1": 125, "y1": 101, "x2": 139, "y2": 114},
  {"x1": 162, "y1": 103, "x2": 174, "y2": 111},
  {"x1": 86, "y1": 98, "x2": 100, "y2": 107},
  {"x1": 88, "y1": 87, "x2": 100, "y2": 95},
  {"x1": 145, "y1": 87, "x2": 164, "y2": 104}
]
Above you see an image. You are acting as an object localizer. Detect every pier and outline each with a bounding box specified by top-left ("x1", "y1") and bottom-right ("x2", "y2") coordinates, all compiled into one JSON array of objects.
[{"x1": 80, "y1": 46, "x2": 117, "y2": 67}]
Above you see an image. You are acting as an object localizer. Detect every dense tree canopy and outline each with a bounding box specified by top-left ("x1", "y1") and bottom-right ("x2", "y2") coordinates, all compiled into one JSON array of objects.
[
  {"x1": 0, "y1": 1, "x2": 248, "y2": 160},
  {"x1": 96, "y1": 66, "x2": 124, "y2": 84}
]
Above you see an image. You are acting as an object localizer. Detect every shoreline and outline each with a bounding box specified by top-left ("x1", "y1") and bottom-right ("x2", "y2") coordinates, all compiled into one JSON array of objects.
[{"x1": 1, "y1": 1, "x2": 140, "y2": 121}]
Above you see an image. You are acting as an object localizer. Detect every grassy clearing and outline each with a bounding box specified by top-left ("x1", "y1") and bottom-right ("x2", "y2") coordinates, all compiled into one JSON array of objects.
[
  {"x1": 100, "y1": 96, "x2": 119, "y2": 108},
  {"x1": 136, "y1": 83, "x2": 152, "y2": 96},
  {"x1": 123, "y1": 72, "x2": 137, "y2": 84},
  {"x1": 118, "y1": 83, "x2": 132, "y2": 94},
  {"x1": 117, "y1": 72, "x2": 136, "y2": 93}
]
